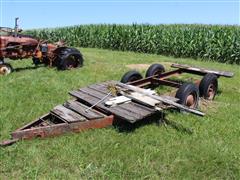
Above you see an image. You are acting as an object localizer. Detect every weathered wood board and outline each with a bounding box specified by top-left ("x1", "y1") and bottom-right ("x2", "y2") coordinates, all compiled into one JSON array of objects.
[
  {"x1": 105, "y1": 96, "x2": 131, "y2": 107},
  {"x1": 69, "y1": 81, "x2": 158, "y2": 123},
  {"x1": 51, "y1": 105, "x2": 87, "y2": 123},
  {"x1": 171, "y1": 63, "x2": 234, "y2": 77},
  {"x1": 64, "y1": 100, "x2": 104, "y2": 120},
  {"x1": 122, "y1": 91, "x2": 161, "y2": 107},
  {"x1": 116, "y1": 82, "x2": 205, "y2": 116}
]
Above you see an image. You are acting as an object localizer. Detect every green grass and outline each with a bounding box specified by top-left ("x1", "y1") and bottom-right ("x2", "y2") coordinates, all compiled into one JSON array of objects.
[{"x1": 0, "y1": 48, "x2": 240, "y2": 179}]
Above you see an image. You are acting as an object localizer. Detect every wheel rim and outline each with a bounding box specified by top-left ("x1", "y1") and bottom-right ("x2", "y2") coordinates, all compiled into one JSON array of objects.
[
  {"x1": 207, "y1": 83, "x2": 215, "y2": 100},
  {"x1": 0, "y1": 65, "x2": 11, "y2": 75},
  {"x1": 66, "y1": 55, "x2": 79, "y2": 69},
  {"x1": 185, "y1": 93, "x2": 197, "y2": 108}
]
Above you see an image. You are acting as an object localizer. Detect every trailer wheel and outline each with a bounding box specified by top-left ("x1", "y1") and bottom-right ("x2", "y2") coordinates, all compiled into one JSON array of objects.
[
  {"x1": 145, "y1": 63, "x2": 165, "y2": 78},
  {"x1": 121, "y1": 70, "x2": 143, "y2": 83},
  {"x1": 175, "y1": 83, "x2": 199, "y2": 108},
  {"x1": 0, "y1": 63, "x2": 13, "y2": 75},
  {"x1": 199, "y1": 73, "x2": 218, "y2": 100},
  {"x1": 56, "y1": 47, "x2": 83, "y2": 70}
]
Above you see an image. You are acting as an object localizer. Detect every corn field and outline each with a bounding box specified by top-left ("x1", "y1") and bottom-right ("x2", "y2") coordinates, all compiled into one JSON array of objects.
[{"x1": 27, "y1": 24, "x2": 240, "y2": 64}]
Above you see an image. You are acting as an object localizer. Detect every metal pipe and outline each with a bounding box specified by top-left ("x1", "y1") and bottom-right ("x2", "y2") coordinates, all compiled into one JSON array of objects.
[
  {"x1": 14, "y1": 17, "x2": 19, "y2": 37},
  {"x1": 85, "y1": 92, "x2": 112, "y2": 112}
]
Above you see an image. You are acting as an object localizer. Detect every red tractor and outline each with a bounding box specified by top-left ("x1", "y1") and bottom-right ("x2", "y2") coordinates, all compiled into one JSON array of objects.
[{"x1": 0, "y1": 18, "x2": 83, "y2": 75}]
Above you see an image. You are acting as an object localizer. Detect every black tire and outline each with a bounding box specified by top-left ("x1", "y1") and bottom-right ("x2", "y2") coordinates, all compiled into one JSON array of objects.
[
  {"x1": 120, "y1": 70, "x2": 143, "y2": 83},
  {"x1": 175, "y1": 83, "x2": 199, "y2": 108},
  {"x1": 32, "y1": 57, "x2": 41, "y2": 66},
  {"x1": 199, "y1": 73, "x2": 218, "y2": 100},
  {"x1": 56, "y1": 47, "x2": 83, "y2": 70},
  {"x1": 0, "y1": 57, "x2": 4, "y2": 63},
  {"x1": 0, "y1": 63, "x2": 13, "y2": 75},
  {"x1": 145, "y1": 63, "x2": 165, "y2": 78}
]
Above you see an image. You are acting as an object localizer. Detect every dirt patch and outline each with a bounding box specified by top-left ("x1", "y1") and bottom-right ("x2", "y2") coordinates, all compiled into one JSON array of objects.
[
  {"x1": 126, "y1": 64, "x2": 150, "y2": 70},
  {"x1": 199, "y1": 98, "x2": 219, "y2": 113},
  {"x1": 126, "y1": 62, "x2": 173, "y2": 71}
]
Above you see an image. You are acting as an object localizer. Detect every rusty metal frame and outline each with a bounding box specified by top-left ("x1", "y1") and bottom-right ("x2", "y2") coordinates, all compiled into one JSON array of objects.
[
  {"x1": 1, "y1": 113, "x2": 114, "y2": 147},
  {"x1": 12, "y1": 115, "x2": 114, "y2": 140},
  {"x1": 128, "y1": 69, "x2": 184, "y2": 87},
  {"x1": 128, "y1": 67, "x2": 217, "y2": 88}
]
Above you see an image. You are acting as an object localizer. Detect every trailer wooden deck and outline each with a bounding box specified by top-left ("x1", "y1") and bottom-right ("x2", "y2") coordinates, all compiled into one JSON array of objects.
[{"x1": 69, "y1": 81, "x2": 158, "y2": 123}]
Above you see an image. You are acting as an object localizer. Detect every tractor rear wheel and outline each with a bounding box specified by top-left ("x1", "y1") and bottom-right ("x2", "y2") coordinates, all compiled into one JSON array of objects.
[
  {"x1": 56, "y1": 48, "x2": 83, "y2": 70},
  {"x1": 0, "y1": 63, "x2": 13, "y2": 75}
]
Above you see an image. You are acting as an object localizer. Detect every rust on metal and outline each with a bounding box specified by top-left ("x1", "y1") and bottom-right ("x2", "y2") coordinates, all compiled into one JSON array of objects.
[
  {"x1": 171, "y1": 63, "x2": 234, "y2": 77},
  {"x1": 0, "y1": 18, "x2": 83, "y2": 75},
  {"x1": 11, "y1": 114, "x2": 114, "y2": 140}
]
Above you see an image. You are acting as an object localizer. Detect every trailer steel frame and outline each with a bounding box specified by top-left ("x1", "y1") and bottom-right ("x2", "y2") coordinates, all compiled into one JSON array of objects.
[{"x1": 128, "y1": 63, "x2": 233, "y2": 88}]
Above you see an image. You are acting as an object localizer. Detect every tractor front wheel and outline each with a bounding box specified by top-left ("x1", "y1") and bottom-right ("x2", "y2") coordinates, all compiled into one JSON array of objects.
[{"x1": 0, "y1": 63, "x2": 13, "y2": 75}]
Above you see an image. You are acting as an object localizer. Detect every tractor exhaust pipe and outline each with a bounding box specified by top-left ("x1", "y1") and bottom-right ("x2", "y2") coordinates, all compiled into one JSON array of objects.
[{"x1": 14, "y1": 17, "x2": 19, "y2": 37}]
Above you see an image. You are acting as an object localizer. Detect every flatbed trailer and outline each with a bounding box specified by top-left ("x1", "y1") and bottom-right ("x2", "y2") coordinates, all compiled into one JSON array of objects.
[{"x1": 0, "y1": 63, "x2": 234, "y2": 147}]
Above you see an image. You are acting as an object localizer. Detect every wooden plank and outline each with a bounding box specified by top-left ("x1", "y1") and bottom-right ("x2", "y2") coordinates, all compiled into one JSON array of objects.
[
  {"x1": 88, "y1": 84, "x2": 110, "y2": 94},
  {"x1": 91, "y1": 82, "x2": 161, "y2": 112},
  {"x1": 123, "y1": 91, "x2": 161, "y2": 107},
  {"x1": 70, "y1": 90, "x2": 137, "y2": 121},
  {"x1": 105, "y1": 96, "x2": 131, "y2": 107},
  {"x1": 64, "y1": 101, "x2": 104, "y2": 120},
  {"x1": 117, "y1": 82, "x2": 205, "y2": 116},
  {"x1": 171, "y1": 63, "x2": 234, "y2": 77},
  {"x1": 79, "y1": 86, "x2": 155, "y2": 117},
  {"x1": 80, "y1": 87, "x2": 111, "y2": 100},
  {"x1": 69, "y1": 90, "x2": 152, "y2": 123},
  {"x1": 77, "y1": 83, "x2": 110, "y2": 94},
  {"x1": 90, "y1": 81, "x2": 122, "y2": 93},
  {"x1": 99, "y1": 81, "x2": 178, "y2": 102},
  {"x1": 51, "y1": 105, "x2": 87, "y2": 123},
  {"x1": 78, "y1": 89, "x2": 146, "y2": 119},
  {"x1": 117, "y1": 100, "x2": 156, "y2": 117}
]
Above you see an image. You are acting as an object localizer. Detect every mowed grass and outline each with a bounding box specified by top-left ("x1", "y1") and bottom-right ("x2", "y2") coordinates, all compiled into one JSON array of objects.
[{"x1": 0, "y1": 48, "x2": 240, "y2": 179}]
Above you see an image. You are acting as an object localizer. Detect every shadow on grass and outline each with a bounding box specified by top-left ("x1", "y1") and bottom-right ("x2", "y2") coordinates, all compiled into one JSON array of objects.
[
  {"x1": 13, "y1": 65, "x2": 45, "y2": 72},
  {"x1": 113, "y1": 111, "x2": 193, "y2": 135}
]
